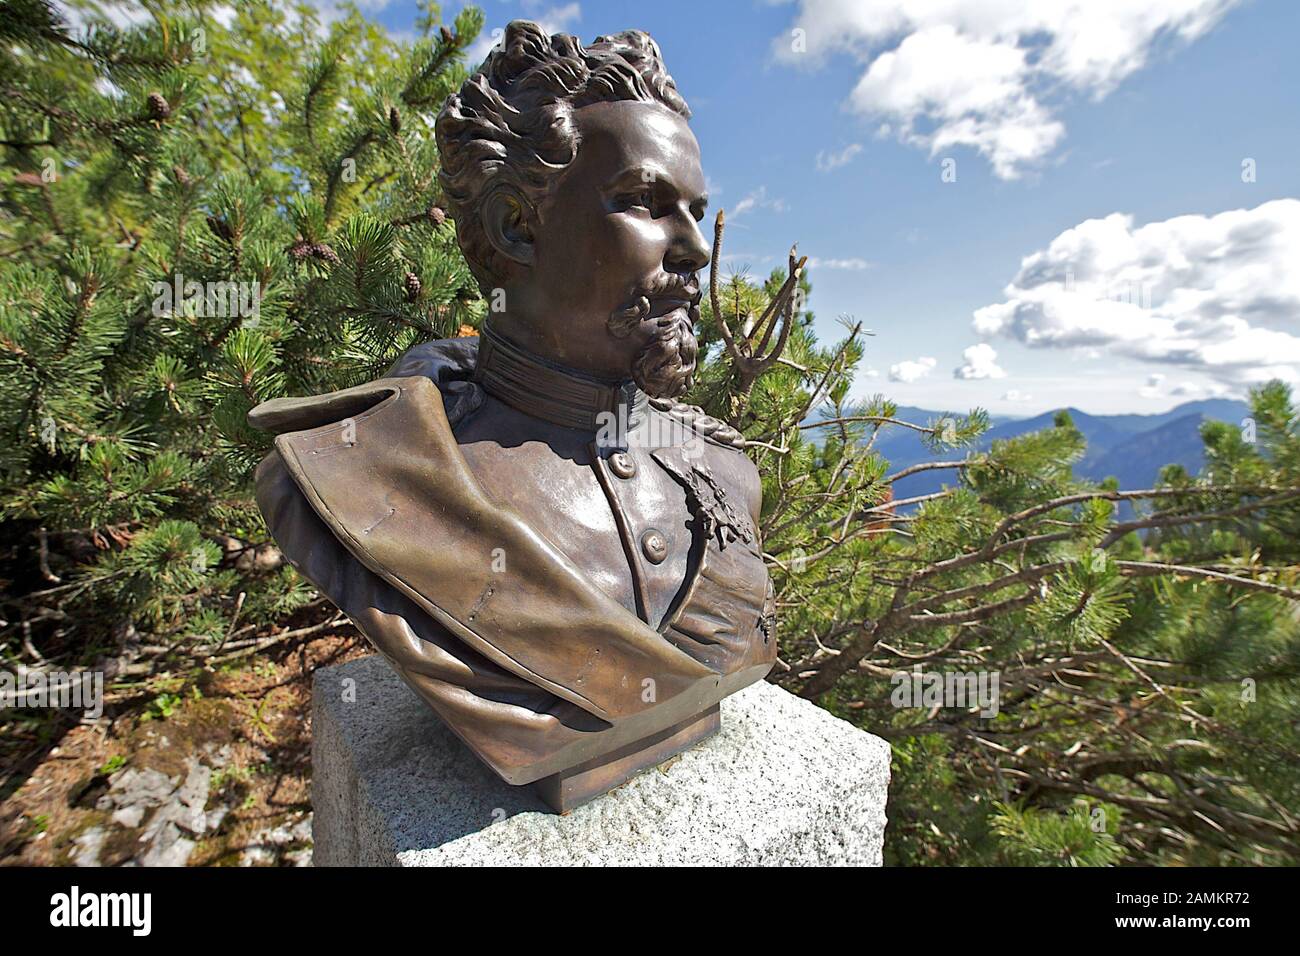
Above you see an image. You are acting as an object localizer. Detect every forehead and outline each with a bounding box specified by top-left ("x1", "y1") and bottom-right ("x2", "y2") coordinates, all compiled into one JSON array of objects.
[{"x1": 565, "y1": 100, "x2": 705, "y2": 195}]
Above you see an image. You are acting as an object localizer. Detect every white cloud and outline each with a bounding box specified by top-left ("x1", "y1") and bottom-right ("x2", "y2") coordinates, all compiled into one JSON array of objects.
[
  {"x1": 889, "y1": 356, "x2": 937, "y2": 383},
  {"x1": 468, "y1": 3, "x2": 582, "y2": 67},
  {"x1": 805, "y1": 256, "x2": 873, "y2": 270},
  {"x1": 1001, "y1": 389, "x2": 1033, "y2": 402},
  {"x1": 533, "y1": 2, "x2": 584, "y2": 33},
  {"x1": 954, "y1": 343, "x2": 1006, "y2": 380},
  {"x1": 772, "y1": 0, "x2": 1239, "y2": 179},
  {"x1": 815, "y1": 143, "x2": 862, "y2": 172},
  {"x1": 730, "y1": 185, "x2": 787, "y2": 219},
  {"x1": 973, "y1": 199, "x2": 1300, "y2": 388}
]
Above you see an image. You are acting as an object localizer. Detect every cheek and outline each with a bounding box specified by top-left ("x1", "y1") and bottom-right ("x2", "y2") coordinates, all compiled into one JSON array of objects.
[
  {"x1": 591, "y1": 218, "x2": 673, "y2": 286},
  {"x1": 544, "y1": 211, "x2": 670, "y2": 276}
]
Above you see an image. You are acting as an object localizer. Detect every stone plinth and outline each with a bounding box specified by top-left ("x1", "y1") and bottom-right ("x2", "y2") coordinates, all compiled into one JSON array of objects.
[{"x1": 311, "y1": 655, "x2": 890, "y2": 866}]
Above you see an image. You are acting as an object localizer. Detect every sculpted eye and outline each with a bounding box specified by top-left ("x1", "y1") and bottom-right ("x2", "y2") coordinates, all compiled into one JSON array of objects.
[{"x1": 622, "y1": 189, "x2": 653, "y2": 210}]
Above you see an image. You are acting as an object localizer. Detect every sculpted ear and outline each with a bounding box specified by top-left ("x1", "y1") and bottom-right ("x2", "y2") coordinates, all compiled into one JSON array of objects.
[{"x1": 480, "y1": 184, "x2": 536, "y2": 268}]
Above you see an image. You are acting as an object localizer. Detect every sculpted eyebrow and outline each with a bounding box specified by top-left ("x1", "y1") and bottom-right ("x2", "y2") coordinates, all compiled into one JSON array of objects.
[{"x1": 606, "y1": 166, "x2": 665, "y2": 193}]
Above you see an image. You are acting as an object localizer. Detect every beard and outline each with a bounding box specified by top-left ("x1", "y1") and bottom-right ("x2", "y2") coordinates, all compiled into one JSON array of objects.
[
  {"x1": 629, "y1": 307, "x2": 699, "y2": 399},
  {"x1": 608, "y1": 275, "x2": 700, "y2": 400}
]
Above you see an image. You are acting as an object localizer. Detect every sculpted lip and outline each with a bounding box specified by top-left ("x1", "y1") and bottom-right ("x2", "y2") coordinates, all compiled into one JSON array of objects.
[
  {"x1": 649, "y1": 296, "x2": 694, "y2": 318},
  {"x1": 647, "y1": 282, "x2": 701, "y2": 319}
]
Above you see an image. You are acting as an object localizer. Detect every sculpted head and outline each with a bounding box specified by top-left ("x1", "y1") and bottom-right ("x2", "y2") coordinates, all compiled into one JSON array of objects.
[{"x1": 436, "y1": 21, "x2": 710, "y2": 398}]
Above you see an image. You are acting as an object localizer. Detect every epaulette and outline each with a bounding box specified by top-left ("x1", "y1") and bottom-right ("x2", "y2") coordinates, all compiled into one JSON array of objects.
[{"x1": 647, "y1": 396, "x2": 747, "y2": 449}]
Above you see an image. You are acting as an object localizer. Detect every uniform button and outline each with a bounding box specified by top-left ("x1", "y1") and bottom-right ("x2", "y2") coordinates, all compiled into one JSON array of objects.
[
  {"x1": 609, "y1": 452, "x2": 637, "y2": 479},
  {"x1": 640, "y1": 529, "x2": 668, "y2": 564}
]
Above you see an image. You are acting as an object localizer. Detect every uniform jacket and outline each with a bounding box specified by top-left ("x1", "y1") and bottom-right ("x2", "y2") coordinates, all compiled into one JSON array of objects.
[{"x1": 250, "y1": 337, "x2": 776, "y2": 784}]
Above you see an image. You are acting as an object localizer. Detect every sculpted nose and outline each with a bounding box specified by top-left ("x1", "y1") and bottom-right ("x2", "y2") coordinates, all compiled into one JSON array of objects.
[{"x1": 665, "y1": 210, "x2": 710, "y2": 274}]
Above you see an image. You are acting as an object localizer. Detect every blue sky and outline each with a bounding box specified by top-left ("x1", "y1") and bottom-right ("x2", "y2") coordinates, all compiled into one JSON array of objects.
[{"x1": 369, "y1": 1, "x2": 1297, "y2": 415}]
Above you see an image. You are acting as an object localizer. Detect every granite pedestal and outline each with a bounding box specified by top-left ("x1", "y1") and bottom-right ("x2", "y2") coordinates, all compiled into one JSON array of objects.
[{"x1": 311, "y1": 655, "x2": 890, "y2": 866}]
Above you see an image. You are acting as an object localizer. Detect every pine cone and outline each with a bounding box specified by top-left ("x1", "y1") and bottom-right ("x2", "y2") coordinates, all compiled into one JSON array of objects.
[
  {"x1": 403, "y1": 272, "x2": 422, "y2": 302},
  {"x1": 440, "y1": 26, "x2": 454, "y2": 45},
  {"x1": 171, "y1": 164, "x2": 191, "y2": 187},
  {"x1": 311, "y1": 243, "x2": 340, "y2": 265},
  {"x1": 205, "y1": 215, "x2": 233, "y2": 243},
  {"x1": 428, "y1": 205, "x2": 446, "y2": 226},
  {"x1": 288, "y1": 240, "x2": 312, "y2": 261},
  {"x1": 389, "y1": 106, "x2": 401, "y2": 134},
  {"x1": 146, "y1": 92, "x2": 171, "y2": 120}
]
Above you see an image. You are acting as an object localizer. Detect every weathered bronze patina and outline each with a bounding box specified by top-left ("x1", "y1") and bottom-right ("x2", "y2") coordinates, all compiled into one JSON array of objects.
[{"x1": 249, "y1": 21, "x2": 776, "y2": 812}]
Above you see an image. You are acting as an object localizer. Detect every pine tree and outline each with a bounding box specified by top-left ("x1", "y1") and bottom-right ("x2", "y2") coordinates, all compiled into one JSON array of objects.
[
  {"x1": 1, "y1": 0, "x2": 483, "y2": 667},
  {"x1": 697, "y1": 219, "x2": 1300, "y2": 864}
]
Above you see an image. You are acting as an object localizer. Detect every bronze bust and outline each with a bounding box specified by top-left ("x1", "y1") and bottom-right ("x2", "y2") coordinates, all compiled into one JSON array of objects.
[{"x1": 249, "y1": 21, "x2": 776, "y2": 812}]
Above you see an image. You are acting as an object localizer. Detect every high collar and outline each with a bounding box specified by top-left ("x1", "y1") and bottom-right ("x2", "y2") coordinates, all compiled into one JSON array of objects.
[{"x1": 473, "y1": 321, "x2": 648, "y2": 435}]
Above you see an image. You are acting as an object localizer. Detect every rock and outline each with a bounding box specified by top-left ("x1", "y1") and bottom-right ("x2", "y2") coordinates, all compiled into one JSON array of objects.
[
  {"x1": 92, "y1": 756, "x2": 220, "y2": 866},
  {"x1": 97, "y1": 767, "x2": 174, "y2": 816},
  {"x1": 239, "y1": 812, "x2": 314, "y2": 867},
  {"x1": 205, "y1": 806, "x2": 229, "y2": 833},
  {"x1": 170, "y1": 759, "x2": 211, "y2": 835},
  {"x1": 71, "y1": 826, "x2": 106, "y2": 867},
  {"x1": 284, "y1": 846, "x2": 313, "y2": 867},
  {"x1": 111, "y1": 805, "x2": 146, "y2": 829},
  {"x1": 202, "y1": 741, "x2": 233, "y2": 767},
  {"x1": 239, "y1": 844, "x2": 276, "y2": 867},
  {"x1": 311, "y1": 655, "x2": 891, "y2": 866},
  {"x1": 134, "y1": 821, "x2": 194, "y2": 868}
]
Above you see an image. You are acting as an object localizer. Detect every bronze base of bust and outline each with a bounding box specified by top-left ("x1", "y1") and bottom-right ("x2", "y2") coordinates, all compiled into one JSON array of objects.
[{"x1": 534, "y1": 704, "x2": 720, "y2": 813}]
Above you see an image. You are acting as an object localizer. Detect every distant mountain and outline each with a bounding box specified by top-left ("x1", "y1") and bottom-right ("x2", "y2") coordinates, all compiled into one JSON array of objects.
[
  {"x1": 1083, "y1": 414, "x2": 1219, "y2": 490},
  {"x1": 836, "y1": 399, "x2": 1251, "y2": 502}
]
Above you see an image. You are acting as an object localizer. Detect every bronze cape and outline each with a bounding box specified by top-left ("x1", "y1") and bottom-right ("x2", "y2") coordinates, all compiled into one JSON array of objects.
[{"x1": 250, "y1": 338, "x2": 776, "y2": 786}]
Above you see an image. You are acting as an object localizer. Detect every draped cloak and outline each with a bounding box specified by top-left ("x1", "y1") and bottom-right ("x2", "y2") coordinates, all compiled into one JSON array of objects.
[{"x1": 249, "y1": 338, "x2": 776, "y2": 785}]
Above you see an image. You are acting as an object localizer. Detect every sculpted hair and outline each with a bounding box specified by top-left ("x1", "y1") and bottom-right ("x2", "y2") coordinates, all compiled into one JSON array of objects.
[{"x1": 435, "y1": 20, "x2": 691, "y2": 291}]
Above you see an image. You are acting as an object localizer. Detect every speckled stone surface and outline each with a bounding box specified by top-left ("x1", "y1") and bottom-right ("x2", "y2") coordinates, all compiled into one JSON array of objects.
[{"x1": 311, "y1": 654, "x2": 890, "y2": 866}]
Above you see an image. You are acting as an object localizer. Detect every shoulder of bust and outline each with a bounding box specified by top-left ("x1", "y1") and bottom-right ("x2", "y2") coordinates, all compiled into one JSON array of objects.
[
  {"x1": 646, "y1": 396, "x2": 748, "y2": 452},
  {"x1": 385, "y1": 335, "x2": 478, "y2": 382},
  {"x1": 247, "y1": 338, "x2": 484, "y2": 437},
  {"x1": 246, "y1": 378, "x2": 409, "y2": 436}
]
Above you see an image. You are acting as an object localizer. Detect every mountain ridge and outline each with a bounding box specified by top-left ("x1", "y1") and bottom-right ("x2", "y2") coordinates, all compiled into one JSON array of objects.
[{"x1": 837, "y1": 398, "x2": 1251, "y2": 500}]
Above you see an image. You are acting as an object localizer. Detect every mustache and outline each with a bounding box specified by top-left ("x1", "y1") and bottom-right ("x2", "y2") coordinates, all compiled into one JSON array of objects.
[{"x1": 608, "y1": 273, "x2": 701, "y2": 339}]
